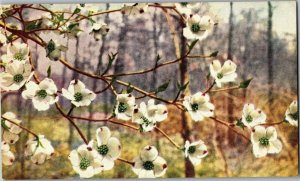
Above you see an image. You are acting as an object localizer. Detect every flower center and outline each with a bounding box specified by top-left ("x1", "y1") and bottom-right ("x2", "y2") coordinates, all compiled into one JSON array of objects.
[
  {"x1": 290, "y1": 112, "x2": 298, "y2": 120},
  {"x1": 188, "y1": 146, "x2": 196, "y2": 154},
  {"x1": 37, "y1": 89, "x2": 47, "y2": 99},
  {"x1": 259, "y1": 137, "x2": 269, "y2": 146},
  {"x1": 143, "y1": 161, "x2": 154, "y2": 170},
  {"x1": 246, "y1": 115, "x2": 253, "y2": 123},
  {"x1": 97, "y1": 145, "x2": 109, "y2": 156},
  {"x1": 191, "y1": 24, "x2": 200, "y2": 33},
  {"x1": 141, "y1": 116, "x2": 151, "y2": 126},
  {"x1": 180, "y1": 2, "x2": 188, "y2": 6},
  {"x1": 217, "y1": 73, "x2": 223, "y2": 79},
  {"x1": 14, "y1": 52, "x2": 24, "y2": 61},
  {"x1": 74, "y1": 92, "x2": 83, "y2": 102},
  {"x1": 46, "y1": 41, "x2": 56, "y2": 53},
  {"x1": 79, "y1": 157, "x2": 90, "y2": 170},
  {"x1": 118, "y1": 102, "x2": 127, "y2": 113},
  {"x1": 191, "y1": 104, "x2": 198, "y2": 112},
  {"x1": 13, "y1": 74, "x2": 24, "y2": 83}
]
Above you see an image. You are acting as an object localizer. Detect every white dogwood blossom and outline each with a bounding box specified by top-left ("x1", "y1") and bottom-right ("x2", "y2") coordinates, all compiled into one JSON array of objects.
[
  {"x1": 40, "y1": 12, "x2": 54, "y2": 29},
  {"x1": 22, "y1": 78, "x2": 59, "y2": 111},
  {"x1": 133, "y1": 99, "x2": 168, "y2": 132},
  {"x1": 114, "y1": 94, "x2": 136, "y2": 121},
  {"x1": 132, "y1": 146, "x2": 167, "y2": 178},
  {"x1": 121, "y1": 3, "x2": 148, "y2": 15},
  {"x1": 251, "y1": 126, "x2": 282, "y2": 158},
  {"x1": 0, "y1": 61, "x2": 33, "y2": 91},
  {"x1": 175, "y1": 2, "x2": 201, "y2": 15},
  {"x1": 241, "y1": 104, "x2": 266, "y2": 128},
  {"x1": 45, "y1": 39, "x2": 67, "y2": 61},
  {"x1": 24, "y1": 135, "x2": 55, "y2": 164},
  {"x1": 90, "y1": 23, "x2": 109, "y2": 41},
  {"x1": 183, "y1": 15, "x2": 214, "y2": 40},
  {"x1": 2, "y1": 141, "x2": 15, "y2": 166},
  {"x1": 1, "y1": 112, "x2": 22, "y2": 144},
  {"x1": 209, "y1": 59, "x2": 237, "y2": 88},
  {"x1": 69, "y1": 144, "x2": 103, "y2": 178},
  {"x1": 62, "y1": 79, "x2": 96, "y2": 107},
  {"x1": 1, "y1": 42, "x2": 29, "y2": 64},
  {"x1": 285, "y1": 100, "x2": 298, "y2": 127},
  {"x1": 183, "y1": 92, "x2": 214, "y2": 122},
  {"x1": 89, "y1": 127, "x2": 121, "y2": 170},
  {"x1": 184, "y1": 140, "x2": 208, "y2": 166}
]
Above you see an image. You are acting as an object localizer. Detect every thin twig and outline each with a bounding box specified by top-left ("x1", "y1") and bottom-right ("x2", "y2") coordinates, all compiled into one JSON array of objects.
[
  {"x1": 117, "y1": 158, "x2": 134, "y2": 166},
  {"x1": 55, "y1": 103, "x2": 88, "y2": 145},
  {"x1": 1, "y1": 116, "x2": 38, "y2": 138},
  {"x1": 155, "y1": 126, "x2": 181, "y2": 149}
]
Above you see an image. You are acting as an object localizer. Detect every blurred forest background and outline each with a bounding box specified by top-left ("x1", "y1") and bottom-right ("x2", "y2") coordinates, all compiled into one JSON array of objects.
[{"x1": 1, "y1": 1, "x2": 298, "y2": 179}]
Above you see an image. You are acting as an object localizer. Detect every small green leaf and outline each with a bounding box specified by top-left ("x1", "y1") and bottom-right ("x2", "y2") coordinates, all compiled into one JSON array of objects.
[
  {"x1": 239, "y1": 78, "x2": 253, "y2": 88},
  {"x1": 88, "y1": 18, "x2": 96, "y2": 25},
  {"x1": 80, "y1": 4, "x2": 85, "y2": 7},
  {"x1": 187, "y1": 39, "x2": 199, "y2": 51},
  {"x1": 1, "y1": 119, "x2": 9, "y2": 130},
  {"x1": 156, "y1": 80, "x2": 170, "y2": 93},
  {"x1": 180, "y1": 81, "x2": 189, "y2": 91},
  {"x1": 101, "y1": 53, "x2": 118, "y2": 76},
  {"x1": 73, "y1": 7, "x2": 81, "y2": 14},
  {"x1": 235, "y1": 119, "x2": 246, "y2": 129},
  {"x1": 68, "y1": 23, "x2": 78, "y2": 30},
  {"x1": 57, "y1": 13, "x2": 64, "y2": 21},
  {"x1": 126, "y1": 83, "x2": 134, "y2": 93},
  {"x1": 25, "y1": 20, "x2": 42, "y2": 31},
  {"x1": 155, "y1": 54, "x2": 161, "y2": 66},
  {"x1": 209, "y1": 51, "x2": 218, "y2": 57},
  {"x1": 47, "y1": 65, "x2": 51, "y2": 78}
]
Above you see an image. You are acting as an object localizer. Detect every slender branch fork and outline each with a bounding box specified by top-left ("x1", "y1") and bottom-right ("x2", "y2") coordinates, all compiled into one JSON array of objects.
[{"x1": 0, "y1": 3, "x2": 252, "y2": 166}]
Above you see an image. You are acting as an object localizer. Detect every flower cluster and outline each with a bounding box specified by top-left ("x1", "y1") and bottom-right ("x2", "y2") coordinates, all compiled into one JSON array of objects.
[
  {"x1": 114, "y1": 94, "x2": 168, "y2": 132},
  {"x1": 69, "y1": 126, "x2": 121, "y2": 178},
  {"x1": 236, "y1": 101, "x2": 298, "y2": 158},
  {"x1": 1, "y1": 112, "x2": 54, "y2": 166}
]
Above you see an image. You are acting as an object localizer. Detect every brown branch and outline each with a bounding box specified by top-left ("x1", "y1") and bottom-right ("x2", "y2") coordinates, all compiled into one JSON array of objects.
[
  {"x1": 55, "y1": 103, "x2": 88, "y2": 144},
  {"x1": 1, "y1": 116, "x2": 38, "y2": 138},
  {"x1": 155, "y1": 126, "x2": 181, "y2": 149},
  {"x1": 203, "y1": 81, "x2": 216, "y2": 94},
  {"x1": 117, "y1": 158, "x2": 134, "y2": 166},
  {"x1": 210, "y1": 86, "x2": 240, "y2": 93},
  {"x1": 70, "y1": 115, "x2": 139, "y2": 131},
  {"x1": 260, "y1": 121, "x2": 284, "y2": 126},
  {"x1": 209, "y1": 117, "x2": 250, "y2": 142}
]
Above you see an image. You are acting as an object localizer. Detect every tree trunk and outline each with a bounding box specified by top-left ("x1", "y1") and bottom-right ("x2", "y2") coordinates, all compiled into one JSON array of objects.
[
  {"x1": 179, "y1": 24, "x2": 195, "y2": 178},
  {"x1": 242, "y1": 10, "x2": 252, "y2": 101},
  {"x1": 68, "y1": 37, "x2": 80, "y2": 147},
  {"x1": 267, "y1": 1, "x2": 273, "y2": 104},
  {"x1": 227, "y1": 2, "x2": 235, "y2": 147}
]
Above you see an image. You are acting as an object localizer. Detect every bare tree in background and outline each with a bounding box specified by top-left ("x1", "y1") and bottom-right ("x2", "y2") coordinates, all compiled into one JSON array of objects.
[
  {"x1": 179, "y1": 24, "x2": 195, "y2": 178},
  {"x1": 227, "y1": 2, "x2": 235, "y2": 147},
  {"x1": 68, "y1": 37, "x2": 80, "y2": 147},
  {"x1": 267, "y1": 1, "x2": 273, "y2": 104}
]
